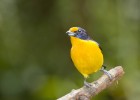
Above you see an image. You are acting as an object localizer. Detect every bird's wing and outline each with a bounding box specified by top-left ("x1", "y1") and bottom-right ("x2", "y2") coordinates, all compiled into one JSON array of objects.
[
  {"x1": 90, "y1": 39, "x2": 103, "y2": 51},
  {"x1": 99, "y1": 45, "x2": 102, "y2": 51}
]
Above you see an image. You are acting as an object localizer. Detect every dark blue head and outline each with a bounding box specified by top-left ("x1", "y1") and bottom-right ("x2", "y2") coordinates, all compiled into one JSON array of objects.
[{"x1": 66, "y1": 27, "x2": 90, "y2": 40}]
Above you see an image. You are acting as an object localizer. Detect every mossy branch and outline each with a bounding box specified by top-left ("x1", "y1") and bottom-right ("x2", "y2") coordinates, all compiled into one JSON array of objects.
[{"x1": 57, "y1": 66, "x2": 124, "y2": 100}]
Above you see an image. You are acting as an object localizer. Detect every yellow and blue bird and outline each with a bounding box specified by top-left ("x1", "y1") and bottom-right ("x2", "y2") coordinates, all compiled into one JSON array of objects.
[{"x1": 66, "y1": 27, "x2": 111, "y2": 87}]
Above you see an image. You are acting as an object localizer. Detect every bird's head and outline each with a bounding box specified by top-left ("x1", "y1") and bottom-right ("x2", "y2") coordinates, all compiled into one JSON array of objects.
[{"x1": 66, "y1": 27, "x2": 90, "y2": 40}]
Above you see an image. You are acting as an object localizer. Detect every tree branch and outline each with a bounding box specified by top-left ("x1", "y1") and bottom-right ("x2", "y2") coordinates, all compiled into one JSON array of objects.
[{"x1": 57, "y1": 66, "x2": 124, "y2": 100}]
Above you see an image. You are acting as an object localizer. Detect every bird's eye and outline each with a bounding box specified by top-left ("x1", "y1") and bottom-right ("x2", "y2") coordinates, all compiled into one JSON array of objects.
[{"x1": 78, "y1": 30, "x2": 82, "y2": 33}]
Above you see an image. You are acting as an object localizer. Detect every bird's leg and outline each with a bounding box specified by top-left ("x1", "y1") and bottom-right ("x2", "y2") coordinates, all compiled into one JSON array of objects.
[
  {"x1": 100, "y1": 65, "x2": 112, "y2": 80},
  {"x1": 84, "y1": 78, "x2": 92, "y2": 88}
]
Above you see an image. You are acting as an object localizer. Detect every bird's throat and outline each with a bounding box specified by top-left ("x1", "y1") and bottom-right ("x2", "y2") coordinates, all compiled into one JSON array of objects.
[{"x1": 70, "y1": 36, "x2": 84, "y2": 46}]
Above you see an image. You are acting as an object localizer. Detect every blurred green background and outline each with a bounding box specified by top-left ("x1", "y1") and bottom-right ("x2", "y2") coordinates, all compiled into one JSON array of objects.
[{"x1": 0, "y1": 0, "x2": 140, "y2": 100}]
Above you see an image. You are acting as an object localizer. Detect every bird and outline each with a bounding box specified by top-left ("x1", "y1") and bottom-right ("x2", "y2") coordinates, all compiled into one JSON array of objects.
[{"x1": 66, "y1": 27, "x2": 112, "y2": 87}]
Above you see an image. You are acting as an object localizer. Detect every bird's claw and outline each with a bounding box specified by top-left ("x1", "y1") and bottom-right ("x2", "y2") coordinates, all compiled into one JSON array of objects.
[
  {"x1": 100, "y1": 67, "x2": 113, "y2": 80},
  {"x1": 84, "y1": 81, "x2": 92, "y2": 88}
]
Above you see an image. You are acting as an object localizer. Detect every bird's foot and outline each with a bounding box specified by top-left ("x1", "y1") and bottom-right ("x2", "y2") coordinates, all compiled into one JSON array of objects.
[
  {"x1": 84, "y1": 80, "x2": 92, "y2": 88},
  {"x1": 100, "y1": 66, "x2": 113, "y2": 80}
]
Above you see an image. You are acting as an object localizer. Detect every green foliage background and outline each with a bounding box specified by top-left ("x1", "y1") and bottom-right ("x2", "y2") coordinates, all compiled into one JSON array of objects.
[{"x1": 0, "y1": 0, "x2": 140, "y2": 100}]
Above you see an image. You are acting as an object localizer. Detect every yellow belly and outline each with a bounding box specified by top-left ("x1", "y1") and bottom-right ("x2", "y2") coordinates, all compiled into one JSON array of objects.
[{"x1": 70, "y1": 37, "x2": 103, "y2": 78}]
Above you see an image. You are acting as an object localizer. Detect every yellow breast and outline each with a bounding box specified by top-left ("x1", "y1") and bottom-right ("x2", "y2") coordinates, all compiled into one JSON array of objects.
[{"x1": 70, "y1": 36, "x2": 103, "y2": 78}]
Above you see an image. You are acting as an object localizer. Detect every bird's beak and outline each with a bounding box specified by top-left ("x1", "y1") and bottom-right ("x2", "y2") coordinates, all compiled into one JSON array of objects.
[{"x1": 66, "y1": 30, "x2": 75, "y2": 36}]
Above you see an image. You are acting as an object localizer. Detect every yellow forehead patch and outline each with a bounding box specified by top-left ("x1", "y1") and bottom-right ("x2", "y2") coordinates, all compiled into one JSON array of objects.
[{"x1": 70, "y1": 27, "x2": 78, "y2": 32}]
